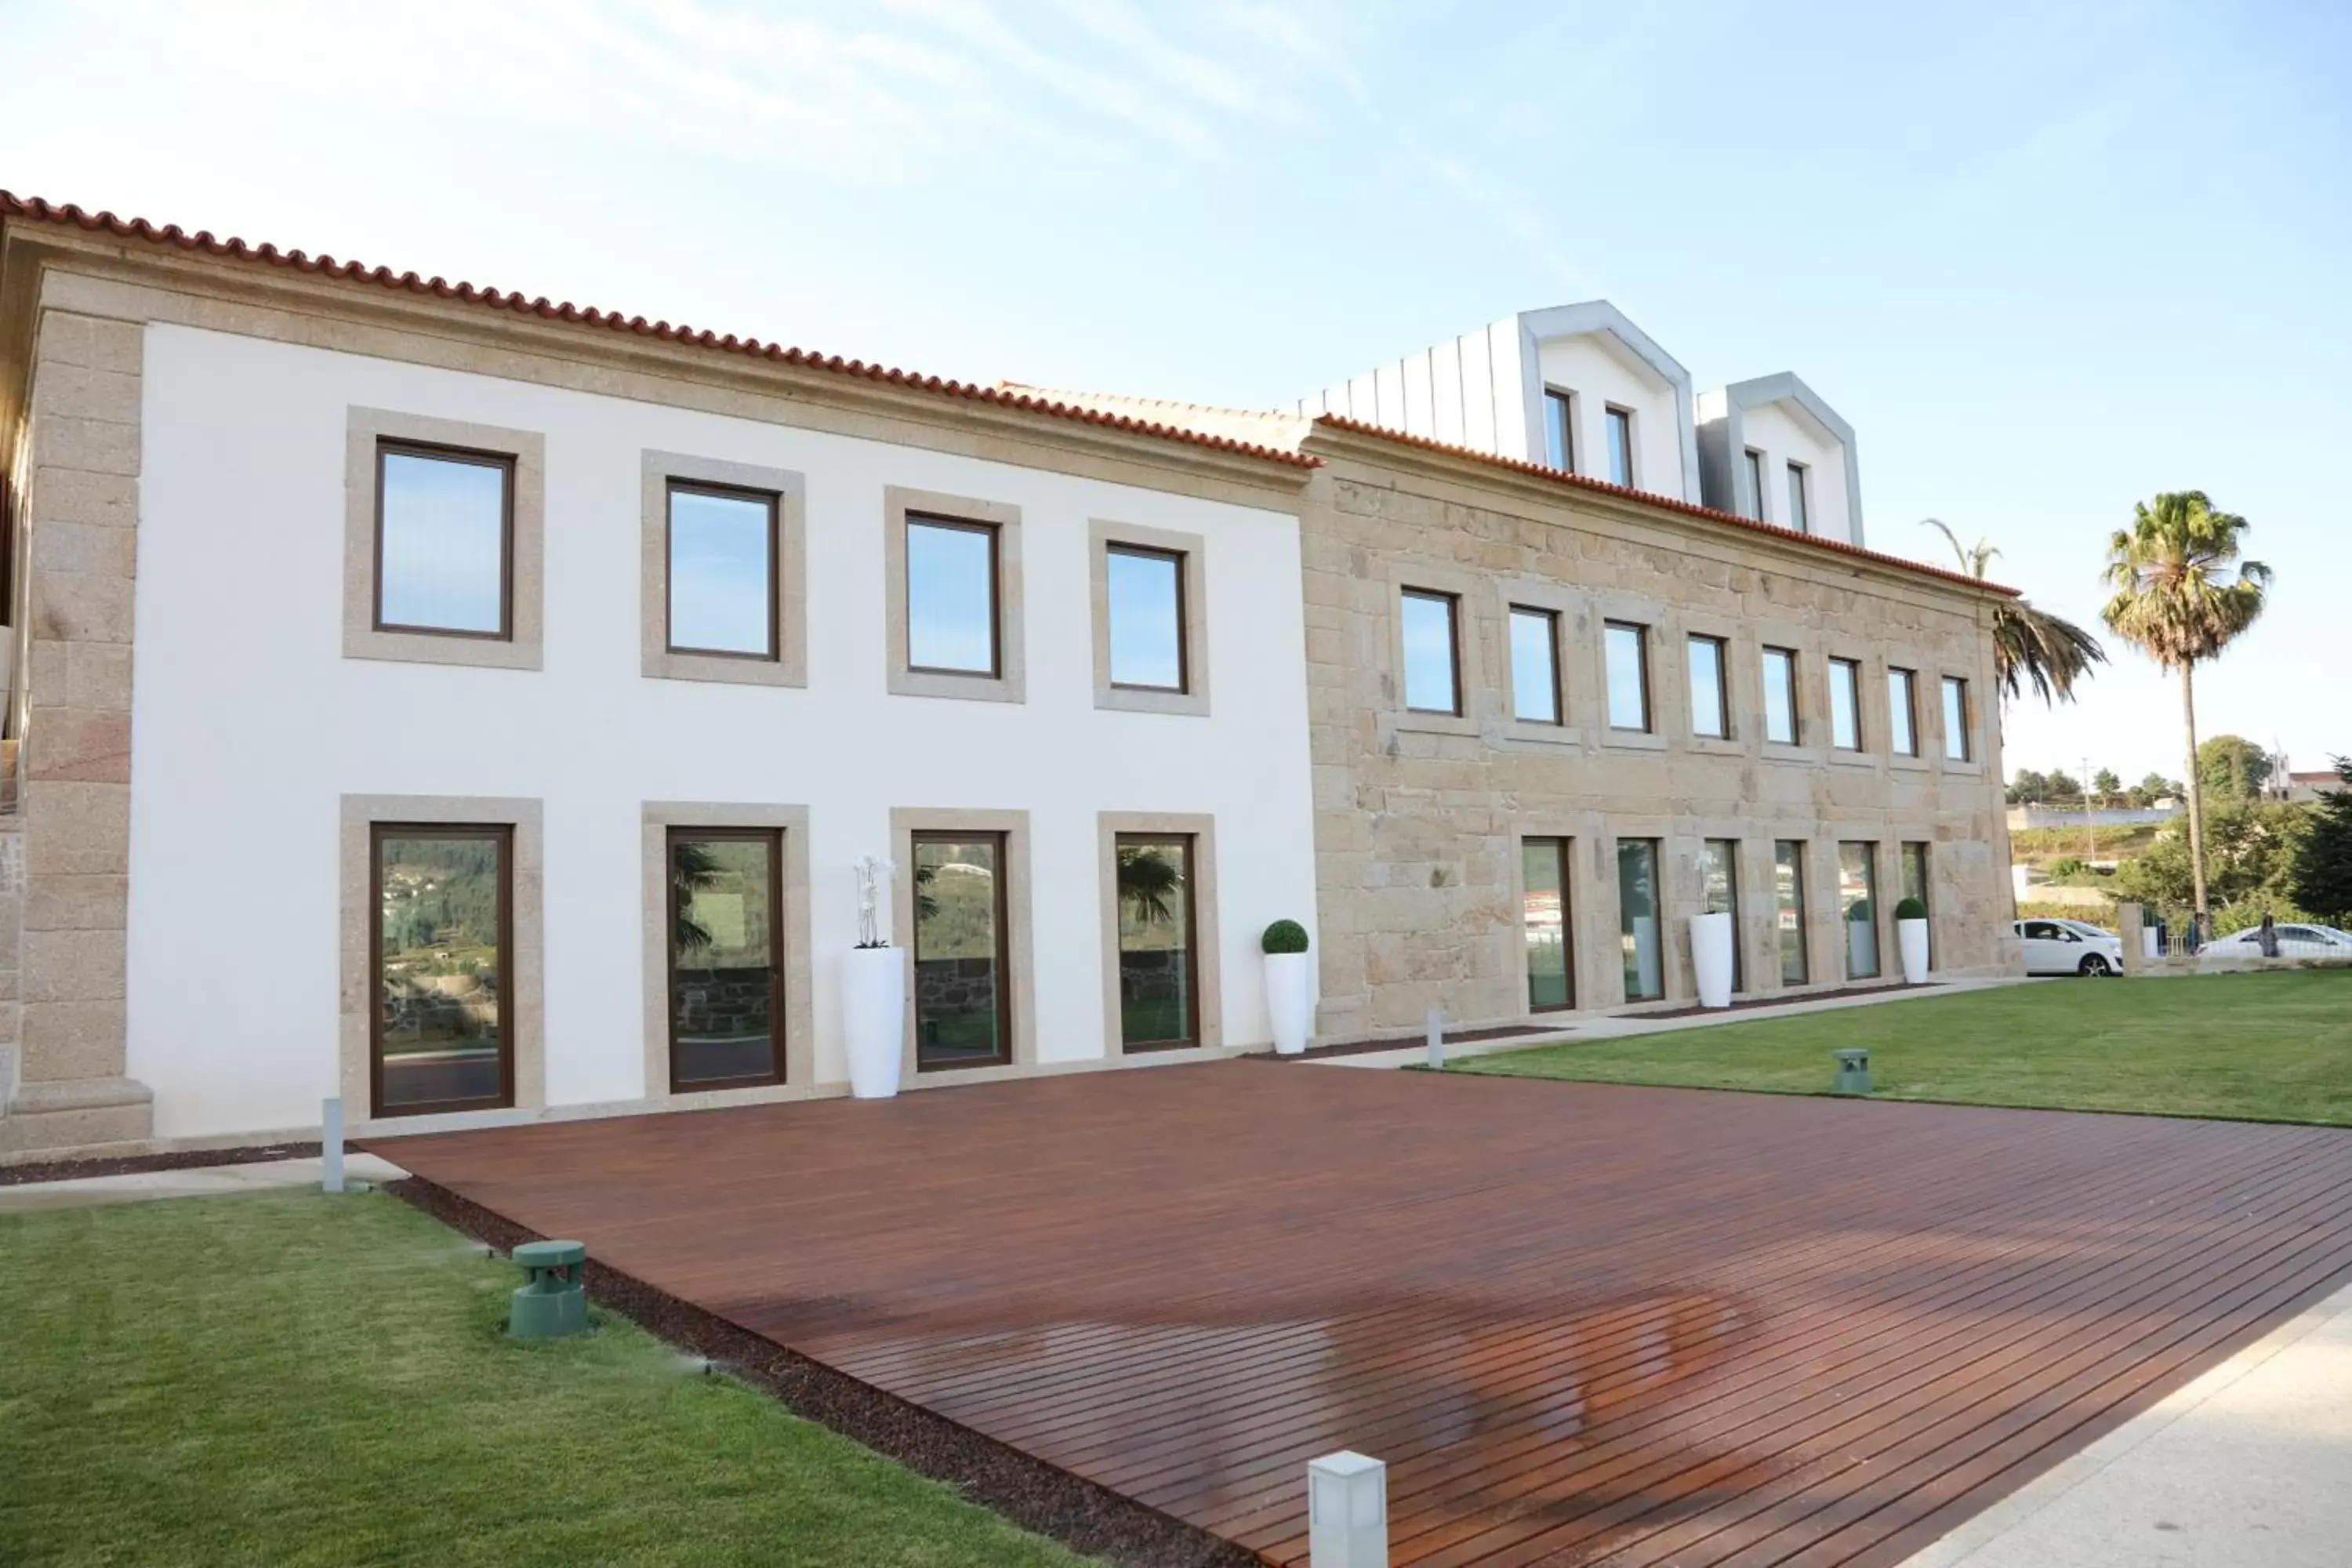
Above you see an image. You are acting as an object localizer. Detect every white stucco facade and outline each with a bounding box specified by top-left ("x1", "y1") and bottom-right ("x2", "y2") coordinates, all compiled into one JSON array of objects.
[
  {"x1": 125, "y1": 324, "x2": 1317, "y2": 1140},
  {"x1": 1693, "y1": 373, "x2": 1865, "y2": 546}
]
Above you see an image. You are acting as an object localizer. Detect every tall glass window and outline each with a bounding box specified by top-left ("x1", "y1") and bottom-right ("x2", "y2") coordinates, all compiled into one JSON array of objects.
[
  {"x1": 1543, "y1": 388, "x2": 1575, "y2": 472},
  {"x1": 1743, "y1": 448, "x2": 1766, "y2": 520},
  {"x1": 1115, "y1": 835, "x2": 1196, "y2": 1050},
  {"x1": 1828, "y1": 657, "x2": 1863, "y2": 750},
  {"x1": 1606, "y1": 406, "x2": 1635, "y2": 487},
  {"x1": 376, "y1": 444, "x2": 511, "y2": 637},
  {"x1": 372, "y1": 825, "x2": 511, "y2": 1115},
  {"x1": 1509, "y1": 606, "x2": 1562, "y2": 724},
  {"x1": 1941, "y1": 677, "x2": 1971, "y2": 760},
  {"x1": 1773, "y1": 840, "x2": 1809, "y2": 985},
  {"x1": 666, "y1": 483, "x2": 777, "y2": 658},
  {"x1": 1786, "y1": 462, "x2": 1811, "y2": 533},
  {"x1": 1617, "y1": 839, "x2": 1663, "y2": 1002},
  {"x1": 1688, "y1": 635, "x2": 1729, "y2": 739},
  {"x1": 1888, "y1": 667, "x2": 1919, "y2": 756},
  {"x1": 1901, "y1": 841, "x2": 1932, "y2": 970},
  {"x1": 1523, "y1": 838, "x2": 1573, "y2": 1012},
  {"x1": 1605, "y1": 622, "x2": 1651, "y2": 731},
  {"x1": 912, "y1": 833, "x2": 1010, "y2": 1069},
  {"x1": 666, "y1": 829, "x2": 783, "y2": 1089},
  {"x1": 905, "y1": 516, "x2": 1000, "y2": 675},
  {"x1": 1400, "y1": 590, "x2": 1461, "y2": 714},
  {"x1": 1700, "y1": 839, "x2": 1741, "y2": 991},
  {"x1": 1762, "y1": 647, "x2": 1799, "y2": 744},
  {"x1": 1840, "y1": 841, "x2": 1881, "y2": 980},
  {"x1": 1106, "y1": 545, "x2": 1186, "y2": 691}
]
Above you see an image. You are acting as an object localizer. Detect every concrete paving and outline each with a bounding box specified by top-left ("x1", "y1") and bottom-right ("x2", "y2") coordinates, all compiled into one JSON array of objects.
[
  {"x1": 1904, "y1": 1279, "x2": 2352, "y2": 1567},
  {"x1": 0, "y1": 1153, "x2": 410, "y2": 1213}
]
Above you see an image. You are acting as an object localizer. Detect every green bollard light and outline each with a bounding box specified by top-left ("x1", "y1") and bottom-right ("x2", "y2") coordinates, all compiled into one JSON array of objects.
[
  {"x1": 1832, "y1": 1047, "x2": 1873, "y2": 1095},
  {"x1": 508, "y1": 1240, "x2": 589, "y2": 1339}
]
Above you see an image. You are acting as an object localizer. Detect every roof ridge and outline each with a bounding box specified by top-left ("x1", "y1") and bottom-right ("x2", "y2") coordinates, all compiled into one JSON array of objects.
[{"x1": 0, "y1": 190, "x2": 1319, "y2": 472}]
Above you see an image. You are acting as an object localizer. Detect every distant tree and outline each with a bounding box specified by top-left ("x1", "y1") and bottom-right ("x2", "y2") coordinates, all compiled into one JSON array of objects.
[
  {"x1": 2102, "y1": 492, "x2": 2272, "y2": 917},
  {"x1": 2009, "y1": 768, "x2": 2051, "y2": 804},
  {"x1": 2116, "y1": 800, "x2": 2310, "y2": 914},
  {"x1": 2045, "y1": 770, "x2": 2083, "y2": 801},
  {"x1": 1921, "y1": 521, "x2": 2106, "y2": 703},
  {"x1": 2288, "y1": 757, "x2": 2352, "y2": 925},
  {"x1": 2093, "y1": 768, "x2": 2122, "y2": 804},
  {"x1": 2140, "y1": 771, "x2": 2182, "y2": 800},
  {"x1": 2197, "y1": 735, "x2": 2274, "y2": 805}
]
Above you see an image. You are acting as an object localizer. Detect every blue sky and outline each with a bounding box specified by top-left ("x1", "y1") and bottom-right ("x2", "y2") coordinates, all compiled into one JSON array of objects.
[{"x1": 6, "y1": 0, "x2": 2343, "y2": 782}]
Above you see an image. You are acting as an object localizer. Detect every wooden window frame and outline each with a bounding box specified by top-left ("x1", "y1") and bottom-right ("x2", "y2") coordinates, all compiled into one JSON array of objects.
[
  {"x1": 1542, "y1": 387, "x2": 1577, "y2": 473},
  {"x1": 1605, "y1": 619, "x2": 1653, "y2": 733},
  {"x1": 1942, "y1": 676, "x2": 1973, "y2": 761},
  {"x1": 1617, "y1": 836, "x2": 1664, "y2": 1003},
  {"x1": 372, "y1": 439, "x2": 517, "y2": 641},
  {"x1": 368, "y1": 822, "x2": 516, "y2": 1118},
  {"x1": 1828, "y1": 655, "x2": 1864, "y2": 751},
  {"x1": 1786, "y1": 459, "x2": 1811, "y2": 534},
  {"x1": 1112, "y1": 832, "x2": 1202, "y2": 1053},
  {"x1": 1773, "y1": 839, "x2": 1810, "y2": 985},
  {"x1": 1743, "y1": 447, "x2": 1766, "y2": 521},
  {"x1": 663, "y1": 480, "x2": 782, "y2": 662},
  {"x1": 1400, "y1": 587, "x2": 1465, "y2": 717},
  {"x1": 664, "y1": 826, "x2": 787, "y2": 1094},
  {"x1": 1605, "y1": 404, "x2": 1637, "y2": 488},
  {"x1": 1104, "y1": 543, "x2": 1191, "y2": 695},
  {"x1": 1840, "y1": 840, "x2": 1882, "y2": 980},
  {"x1": 1888, "y1": 666, "x2": 1921, "y2": 756},
  {"x1": 904, "y1": 514, "x2": 1004, "y2": 680},
  {"x1": 1762, "y1": 644, "x2": 1802, "y2": 745},
  {"x1": 1688, "y1": 633, "x2": 1731, "y2": 739},
  {"x1": 1521, "y1": 835, "x2": 1576, "y2": 1014},
  {"x1": 1702, "y1": 837, "x2": 1744, "y2": 993},
  {"x1": 1508, "y1": 604, "x2": 1565, "y2": 726},
  {"x1": 910, "y1": 829, "x2": 1014, "y2": 1073}
]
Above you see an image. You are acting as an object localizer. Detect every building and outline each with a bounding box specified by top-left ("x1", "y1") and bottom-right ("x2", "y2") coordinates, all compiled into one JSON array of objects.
[{"x1": 0, "y1": 194, "x2": 2017, "y2": 1160}]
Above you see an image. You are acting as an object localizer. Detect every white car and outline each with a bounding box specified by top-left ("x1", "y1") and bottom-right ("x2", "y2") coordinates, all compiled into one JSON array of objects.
[
  {"x1": 2198, "y1": 923, "x2": 2352, "y2": 963},
  {"x1": 2013, "y1": 917, "x2": 2125, "y2": 976}
]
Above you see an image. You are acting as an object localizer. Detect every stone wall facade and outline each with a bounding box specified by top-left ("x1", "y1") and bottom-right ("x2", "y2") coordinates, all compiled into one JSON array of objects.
[{"x1": 1296, "y1": 434, "x2": 2015, "y2": 1043}]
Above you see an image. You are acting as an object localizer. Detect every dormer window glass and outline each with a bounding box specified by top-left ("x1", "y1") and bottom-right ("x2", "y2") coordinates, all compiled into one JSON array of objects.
[
  {"x1": 1787, "y1": 461, "x2": 1811, "y2": 534},
  {"x1": 1605, "y1": 406, "x2": 1635, "y2": 488},
  {"x1": 1743, "y1": 448, "x2": 1766, "y2": 521},
  {"x1": 1543, "y1": 388, "x2": 1576, "y2": 473}
]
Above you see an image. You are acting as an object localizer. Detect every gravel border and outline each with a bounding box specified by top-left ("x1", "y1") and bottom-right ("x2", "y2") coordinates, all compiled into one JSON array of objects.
[
  {"x1": 0, "y1": 1142, "x2": 325, "y2": 1187},
  {"x1": 387, "y1": 1175, "x2": 1255, "y2": 1568}
]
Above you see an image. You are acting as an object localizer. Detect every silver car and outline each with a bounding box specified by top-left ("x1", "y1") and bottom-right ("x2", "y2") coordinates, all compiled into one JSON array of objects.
[{"x1": 2198, "y1": 923, "x2": 2352, "y2": 963}]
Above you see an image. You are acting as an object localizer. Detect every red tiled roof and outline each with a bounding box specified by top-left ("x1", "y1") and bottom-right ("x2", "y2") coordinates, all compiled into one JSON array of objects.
[
  {"x1": 0, "y1": 191, "x2": 1319, "y2": 472},
  {"x1": 1308, "y1": 414, "x2": 2021, "y2": 597}
]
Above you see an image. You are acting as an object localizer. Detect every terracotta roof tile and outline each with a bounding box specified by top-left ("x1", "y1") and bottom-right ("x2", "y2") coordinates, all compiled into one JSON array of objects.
[{"x1": 0, "y1": 191, "x2": 1319, "y2": 472}]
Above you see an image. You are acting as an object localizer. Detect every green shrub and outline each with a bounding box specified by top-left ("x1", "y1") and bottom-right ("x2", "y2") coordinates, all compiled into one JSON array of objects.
[
  {"x1": 1846, "y1": 898, "x2": 1871, "y2": 925},
  {"x1": 1894, "y1": 896, "x2": 1928, "y2": 921},
  {"x1": 1261, "y1": 919, "x2": 1309, "y2": 955},
  {"x1": 2049, "y1": 856, "x2": 2087, "y2": 880}
]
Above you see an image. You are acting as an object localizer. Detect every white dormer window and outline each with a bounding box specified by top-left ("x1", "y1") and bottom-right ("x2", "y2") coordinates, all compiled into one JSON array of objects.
[
  {"x1": 1605, "y1": 405, "x2": 1635, "y2": 488},
  {"x1": 1543, "y1": 387, "x2": 1576, "y2": 472},
  {"x1": 1743, "y1": 448, "x2": 1766, "y2": 520},
  {"x1": 1786, "y1": 461, "x2": 1811, "y2": 533}
]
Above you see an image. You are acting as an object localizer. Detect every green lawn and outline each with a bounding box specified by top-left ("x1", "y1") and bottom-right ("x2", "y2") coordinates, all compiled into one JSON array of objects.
[
  {"x1": 1449, "y1": 971, "x2": 2352, "y2": 1126},
  {"x1": 0, "y1": 1190, "x2": 1091, "y2": 1568}
]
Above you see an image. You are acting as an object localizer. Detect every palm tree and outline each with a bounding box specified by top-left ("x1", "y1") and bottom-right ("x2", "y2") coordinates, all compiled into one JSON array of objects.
[
  {"x1": 1116, "y1": 844, "x2": 1183, "y2": 926},
  {"x1": 2100, "y1": 492, "x2": 2271, "y2": 920},
  {"x1": 1920, "y1": 520, "x2": 2106, "y2": 703},
  {"x1": 670, "y1": 840, "x2": 723, "y2": 956}
]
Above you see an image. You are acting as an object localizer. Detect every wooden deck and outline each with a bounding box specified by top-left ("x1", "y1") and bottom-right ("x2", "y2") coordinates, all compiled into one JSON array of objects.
[{"x1": 376, "y1": 1061, "x2": 2352, "y2": 1566}]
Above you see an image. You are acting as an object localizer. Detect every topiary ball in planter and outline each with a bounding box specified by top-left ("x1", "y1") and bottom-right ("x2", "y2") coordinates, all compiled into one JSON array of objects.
[
  {"x1": 1894, "y1": 895, "x2": 1929, "y2": 922},
  {"x1": 1261, "y1": 919, "x2": 1310, "y2": 955}
]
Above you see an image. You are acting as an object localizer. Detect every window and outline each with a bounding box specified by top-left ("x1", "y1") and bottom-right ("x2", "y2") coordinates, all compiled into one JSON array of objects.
[
  {"x1": 1773, "y1": 841, "x2": 1809, "y2": 985},
  {"x1": 1941, "y1": 677, "x2": 1972, "y2": 760},
  {"x1": 1701, "y1": 839, "x2": 1742, "y2": 992},
  {"x1": 666, "y1": 829, "x2": 784, "y2": 1090},
  {"x1": 1544, "y1": 388, "x2": 1576, "y2": 472},
  {"x1": 906, "y1": 514, "x2": 1001, "y2": 676},
  {"x1": 1687, "y1": 634, "x2": 1730, "y2": 739},
  {"x1": 1828, "y1": 657, "x2": 1863, "y2": 750},
  {"x1": 1105, "y1": 545, "x2": 1187, "y2": 691},
  {"x1": 1523, "y1": 838, "x2": 1573, "y2": 1012},
  {"x1": 1508, "y1": 606, "x2": 1563, "y2": 724},
  {"x1": 1786, "y1": 462, "x2": 1811, "y2": 534},
  {"x1": 1888, "y1": 667, "x2": 1919, "y2": 756},
  {"x1": 1617, "y1": 839, "x2": 1663, "y2": 1002},
  {"x1": 372, "y1": 825, "x2": 513, "y2": 1116},
  {"x1": 1115, "y1": 835, "x2": 1198, "y2": 1051},
  {"x1": 1604, "y1": 621, "x2": 1652, "y2": 732},
  {"x1": 1840, "y1": 841, "x2": 1880, "y2": 980},
  {"x1": 1743, "y1": 448, "x2": 1766, "y2": 520},
  {"x1": 666, "y1": 482, "x2": 778, "y2": 659},
  {"x1": 1605, "y1": 405, "x2": 1636, "y2": 487},
  {"x1": 376, "y1": 442, "x2": 513, "y2": 637},
  {"x1": 1901, "y1": 841, "x2": 1931, "y2": 971},
  {"x1": 912, "y1": 832, "x2": 1011, "y2": 1070},
  {"x1": 1401, "y1": 589, "x2": 1462, "y2": 714},
  {"x1": 1762, "y1": 646, "x2": 1800, "y2": 745}
]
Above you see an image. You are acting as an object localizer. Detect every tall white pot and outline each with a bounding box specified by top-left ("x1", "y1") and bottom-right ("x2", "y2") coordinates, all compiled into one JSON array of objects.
[
  {"x1": 1897, "y1": 919, "x2": 1930, "y2": 985},
  {"x1": 1689, "y1": 911, "x2": 1735, "y2": 1010},
  {"x1": 1265, "y1": 951, "x2": 1313, "y2": 1056},
  {"x1": 841, "y1": 946, "x2": 906, "y2": 1099}
]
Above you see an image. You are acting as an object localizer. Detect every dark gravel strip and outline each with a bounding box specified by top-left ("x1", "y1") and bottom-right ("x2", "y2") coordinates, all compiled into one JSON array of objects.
[
  {"x1": 0, "y1": 1141, "x2": 324, "y2": 1186},
  {"x1": 387, "y1": 1176, "x2": 1256, "y2": 1568}
]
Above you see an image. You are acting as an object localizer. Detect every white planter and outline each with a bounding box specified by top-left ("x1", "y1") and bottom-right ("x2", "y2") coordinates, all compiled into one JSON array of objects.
[
  {"x1": 840, "y1": 946, "x2": 906, "y2": 1099},
  {"x1": 1847, "y1": 919, "x2": 1879, "y2": 981},
  {"x1": 2143, "y1": 927, "x2": 2161, "y2": 960},
  {"x1": 1632, "y1": 915, "x2": 1663, "y2": 1000},
  {"x1": 1689, "y1": 912, "x2": 1734, "y2": 1009},
  {"x1": 1897, "y1": 918, "x2": 1930, "y2": 985},
  {"x1": 1265, "y1": 951, "x2": 1313, "y2": 1056}
]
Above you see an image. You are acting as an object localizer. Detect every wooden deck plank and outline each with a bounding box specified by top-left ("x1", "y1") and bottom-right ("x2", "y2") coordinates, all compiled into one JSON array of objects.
[{"x1": 372, "y1": 1060, "x2": 2352, "y2": 1567}]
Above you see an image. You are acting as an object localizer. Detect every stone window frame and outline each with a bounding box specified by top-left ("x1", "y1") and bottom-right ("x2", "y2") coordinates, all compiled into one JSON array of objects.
[
  {"x1": 1541, "y1": 384, "x2": 1580, "y2": 473},
  {"x1": 1384, "y1": 559, "x2": 1482, "y2": 739},
  {"x1": 1089, "y1": 520, "x2": 1210, "y2": 717},
  {"x1": 1884, "y1": 656, "x2": 1932, "y2": 772},
  {"x1": 1936, "y1": 669, "x2": 1984, "y2": 773},
  {"x1": 1677, "y1": 829, "x2": 1752, "y2": 997},
  {"x1": 1490, "y1": 578, "x2": 1584, "y2": 748},
  {"x1": 884, "y1": 485, "x2": 1025, "y2": 704},
  {"x1": 339, "y1": 794, "x2": 544, "y2": 1127},
  {"x1": 1671, "y1": 607, "x2": 1748, "y2": 757},
  {"x1": 1607, "y1": 818, "x2": 1679, "y2": 1004},
  {"x1": 344, "y1": 408, "x2": 545, "y2": 670},
  {"x1": 890, "y1": 807, "x2": 1036, "y2": 1082},
  {"x1": 1587, "y1": 589, "x2": 1670, "y2": 753},
  {"x1": 1508, "y1": 817, "x2": 1602, "y2": 1017},
  {"x1": 1095, "y1": 811, "x2": 1224, "y2": 1057},
  {"x1": 641, "y1": 452, "x2": 808, "y2": 688},
  {"x1": 640, "y1": 801, "x2": 815, "y2": 1108}
]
